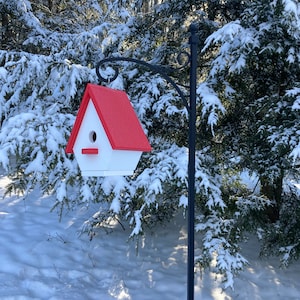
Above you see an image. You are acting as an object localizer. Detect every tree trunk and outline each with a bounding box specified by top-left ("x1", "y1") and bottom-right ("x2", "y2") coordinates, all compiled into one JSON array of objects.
[
  {"x1": 260, "y1": 170, "x2": 284, "y2": 222},
  {"x1": 48, "y1": 0, "x2": 53, "y2": 11},
  {"x1": 1, "y1": 12, "x2": 11, "y2": 45}
]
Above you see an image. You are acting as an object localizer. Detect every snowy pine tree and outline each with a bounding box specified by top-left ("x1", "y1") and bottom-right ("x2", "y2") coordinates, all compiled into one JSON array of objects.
[
  {"x1": 1, "y1": 0, "x2": 299, "y2": 289},
  {"x1": 201, "y1": 0, "x2": 300, "y2": 267}
]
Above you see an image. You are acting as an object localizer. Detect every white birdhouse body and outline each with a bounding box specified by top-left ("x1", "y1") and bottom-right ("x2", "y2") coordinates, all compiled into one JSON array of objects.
[
  {"x1": 73, "y1": 100, "x2": 143, "y2": 176},
  {"x1": 66, "y1": 84, "x2": 151, "y2": 176}
]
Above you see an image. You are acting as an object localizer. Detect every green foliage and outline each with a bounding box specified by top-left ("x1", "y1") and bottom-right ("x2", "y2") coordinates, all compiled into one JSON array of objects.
[
  {"x1": 260, "y1": 181, "x2": 300, "y2": 266},
  {"x1": 1, "y1": 0, "x2": 300, "y2": 289}
]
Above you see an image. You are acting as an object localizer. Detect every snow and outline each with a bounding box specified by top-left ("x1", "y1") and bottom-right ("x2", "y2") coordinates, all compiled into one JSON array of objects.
[
  {"x1": 0, "y1": 67, "x2": 8, "y2": 79},
  {"x1": 197, "y1": 83, "x2": 225, "y2": 134},
  {"x1": 1, "y1": 174, "x2": 300, "y2": 300},
  {"x1": 283, "y1": 0, "x2": 299, "y2": 20},
  {"x1": 24, "y1": 151, "x2": 47, "y2": 174}
]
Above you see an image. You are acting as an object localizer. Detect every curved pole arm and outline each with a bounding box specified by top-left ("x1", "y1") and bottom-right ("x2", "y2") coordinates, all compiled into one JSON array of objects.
[{"x1": 95, "y1": 56, "x2": 190, "y2": 112}]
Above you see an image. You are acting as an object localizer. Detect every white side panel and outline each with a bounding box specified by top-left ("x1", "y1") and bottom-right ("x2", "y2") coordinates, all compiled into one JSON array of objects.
[{"x1": 73, "y1": 100, "x2": 113, "y2": 172}]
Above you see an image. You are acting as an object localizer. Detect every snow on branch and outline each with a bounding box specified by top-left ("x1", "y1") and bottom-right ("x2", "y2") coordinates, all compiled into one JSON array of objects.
[
  {"x1": 134, "y1": 143, "x2": 189, "y2": 199},
  {"x1": 288, "y1": 87, "x2": 300, "y2": 110},
  {"x1": 3, "y1": 0, "x2": 46, "y2": 36},
  {"x1": 203, "y1": 21, "x2": 242, "y2": 52},
  {"x1": 197, "y1": 82, "x2": 225, "y2": 135},
  {"x1": 196, "y1": 212, "x2": 248, "y2": 289}
]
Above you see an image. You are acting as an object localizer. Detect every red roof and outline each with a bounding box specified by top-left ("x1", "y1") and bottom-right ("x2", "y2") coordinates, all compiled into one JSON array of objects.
[{"x1": 66, "y1": 83, "x2": 151, "y2": 154}]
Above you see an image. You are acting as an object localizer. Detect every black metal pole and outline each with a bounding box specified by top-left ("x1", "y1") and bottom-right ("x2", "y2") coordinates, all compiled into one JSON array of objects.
[
  {"x1": 187, "y1": 23, "x2": 198, "y2": 300},
  {"x1": 96, "y1": 24, "x2": 199, "y2": 300}
]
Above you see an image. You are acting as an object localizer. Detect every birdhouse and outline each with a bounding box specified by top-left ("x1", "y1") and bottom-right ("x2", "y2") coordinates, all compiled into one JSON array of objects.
[{"x1": 66, "y1": 83, "x2": 151, "y2": 176}]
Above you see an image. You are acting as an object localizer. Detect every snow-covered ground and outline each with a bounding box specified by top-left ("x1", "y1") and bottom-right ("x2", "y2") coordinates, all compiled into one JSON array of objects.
[{"x1": 0, "y1": 174, "x2": 300, "y2": 300}]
